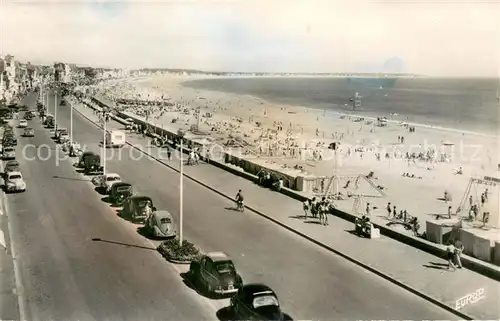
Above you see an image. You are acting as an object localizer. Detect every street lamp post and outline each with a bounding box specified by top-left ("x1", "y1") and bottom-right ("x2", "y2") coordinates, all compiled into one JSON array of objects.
[
  {"x1": 70, "y1": 98, "x2": 73, "y2": 145},
  {"x1": 102, "y1": 111, "x2": 107, "y2": 175},
  {"x1": 54, "y1": 89, "x2": 58, "y2": 131},
  {"x1": 179, "y1": 133, "x2": 184, "y2": 246}
]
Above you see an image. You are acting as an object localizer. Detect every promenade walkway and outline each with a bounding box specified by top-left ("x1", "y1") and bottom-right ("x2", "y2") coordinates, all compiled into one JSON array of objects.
[{"x1": 71, "y1": 100, "x2": 499, "y2": 319}]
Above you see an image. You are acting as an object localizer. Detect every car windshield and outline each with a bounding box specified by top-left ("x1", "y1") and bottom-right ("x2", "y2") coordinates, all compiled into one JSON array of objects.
[
  {"x1": 160, "y1": 217, "x2": 171, "y2": 224},
  {"x1": 252, "y1": 295, "x2": 279, "y2": 309},
  {"x1": 116, "y1": 186, "x2": 131, "y2": 192},
  {"x1": 107, "y1": 176, "x2": 120, "y2": 181},
  {"x1": 137, "y1": 200, "x2": 151, "y2": 207},
  {"x1": 214, "y1": 261, "x2": 235, "y2": 274},
  {"x1": 9, "y1": 174, "x2": 22, "y2": 180}
]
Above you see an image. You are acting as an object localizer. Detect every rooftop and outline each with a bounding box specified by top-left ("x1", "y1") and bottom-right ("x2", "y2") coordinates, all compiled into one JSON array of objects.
[{"x1": 206, "y1": 251, "x2": 230, "y2": 261}]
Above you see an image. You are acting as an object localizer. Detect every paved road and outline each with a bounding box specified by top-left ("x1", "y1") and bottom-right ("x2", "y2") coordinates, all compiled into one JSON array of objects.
[
  {"x1": 5, "y1": 92, "x2": 219, "y2": 321},
  {"x1": 46, "y1": 92, "x2": 462, "y2": 320}
]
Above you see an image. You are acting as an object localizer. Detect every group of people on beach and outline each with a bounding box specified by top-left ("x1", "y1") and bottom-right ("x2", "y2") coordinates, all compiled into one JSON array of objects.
[{"x1": 302, "y1": 197, "x2": 330, "y2": 225}]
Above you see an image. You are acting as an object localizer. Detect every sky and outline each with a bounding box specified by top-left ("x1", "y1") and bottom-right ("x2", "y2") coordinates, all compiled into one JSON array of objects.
[{"x1": 0, "y1": 0, "x2": 499, "y2": 77}]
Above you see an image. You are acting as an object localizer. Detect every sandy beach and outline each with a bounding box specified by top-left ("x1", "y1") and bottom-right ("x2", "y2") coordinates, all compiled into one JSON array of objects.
[{"x1": 92, "y1": 75, "x2": 500, "y2": 230}]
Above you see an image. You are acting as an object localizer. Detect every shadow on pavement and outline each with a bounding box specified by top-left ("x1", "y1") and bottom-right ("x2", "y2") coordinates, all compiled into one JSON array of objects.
[
  {"x1": 179, "y1": 272, "x2": 227, "y2": 300},
  {"x1": 136, "y1": 226, "x2": 167, "y2": 241},
  {"x1": 101, "y1": 196, "x2": 113, "y2": 204},
  {"x1": 423, "y1": 262, "x2": 449, "y2": 270},
  {"x1": 52, "y1": 175, "x2": 89, "y2": 182},
  {"x1": 304, "y1": 221, "x2": 322, "y2": 225},
  {"x1": 90, "y1": 238, "x2": 156, "y2": 250},
  {"x1": 216, "y1": 307, "x2": 293, "y2": 321},
  {"x1": 289, "y1": 215, "x2": 306, "y2": 220},
  {"x1": 94, "y1": 187, "x2": 107, "y2": 195}
]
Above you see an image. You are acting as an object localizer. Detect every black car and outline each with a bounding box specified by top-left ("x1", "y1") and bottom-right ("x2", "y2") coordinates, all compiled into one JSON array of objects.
[
  {"x1": 83, "y1": 154, "x2": 103, "y2": 175},
  {"x1": 188, "y1": 252, "x2": 243, "y2": 297},
  {"x1": 23, "y1": 128, "x2": 35, "y2": 137},
  {"x1": 121, "y1": 195, "x2": 155, "y2": 223},
  {"x1": 109, "y1": 182, "x2": 133, "y2": 205},
  {"x1": 78, "y1": 151, "x2": 96, "y2": 167},
  {"x1": 229, "y1": 284, "x2": 287, "y2": 321},
  {"x1": 24, "y1": 113, "x2": 33, "y2": 120}
]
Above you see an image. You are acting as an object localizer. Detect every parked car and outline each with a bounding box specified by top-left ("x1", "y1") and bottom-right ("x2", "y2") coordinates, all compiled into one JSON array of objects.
[
  {"x1": 2, "y1": 146, "x2": 16, "y2": 160},
  {"x1": 54, "y1": 128, "x2": 67, "y2": 141},
  {"x1": 77, "y1": 151, "x2": 96, "y2": 167},
  {"x1": 229, "y1": 284, "x2": 286, "y2": 321},
  {"x1": 83, "y1": 154, "x2": 103, "y2": 175},
  {"x1": 4, "y1": 160, "x2": 20, "y2": 174},
  {"x1": 121, "y1": 196, "x2": 155, "y2": 223},
  {"x1": 109, "y1": 182, "x2": 133, "y2": 205},
  {"x1": 24, "y1": 113, "x2": 33, "y2": 120},
  {"x1": 143, "y1": 210, "x2": 177, "y2": 238},
  {"x1": 18, "y1": 119, "x2": 28, "y2": 128},
  {"x1": 99, "y1": 173, "x2": 122, "y2": 193},
  {"x1": 4, "y1": 171, "x2": 26, "y2": 193},
  {"x1": 188, "y1": 252, "x2": 243, "y2": 296},
  {"x1": 2, "y1": 138, "x2": 17, "y2": 147},
  {"x1": 23, "y1": 128, "x2": 35, "y2": 137}
]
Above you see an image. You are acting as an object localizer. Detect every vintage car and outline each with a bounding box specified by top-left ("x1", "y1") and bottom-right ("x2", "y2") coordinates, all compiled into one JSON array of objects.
[
  {"x1": 77, "y1": 151, "x2": 96, "y2": 167},
  {"x1": 188, "y1": 252, "x2": 243, "y2": 296},
  {"x1": 99, "y1": 173, "x2": 122, "y2": 193},
  {"x1": 109, "y1": 182, "x2": 133, "y2": 205},
  {"x1": 23, "y1": 128, "x2": 35, "y2": 137},
  {"x1": 4, "y1": 171, "x2": 26, "y2": 193},
  {"x1": 121, "y1": 196, "x2": 155, "y2": 223},
  {"x1": 83, "y1": 154, "x2": 103, "y2": 175},
  {"x1": 2, "y1": 146, "x2": 16, "y2": 160},
  {"x1": 54, "y1": 128, "x2": 67, "y2": 141},
  {"x1": 24, "y1": 112, "x2": 33, "y2": 120},
  {"x1": 229, "y1": 284, "x2": 286, "y2": 321},
  {"x1": 18, "y1": 119, "x2": 28, "y2": 128},
  {"x1": 4, "y1": 160, "x2": 20, "y2": 175},
  {"x1": 69, "y1": 143, "x2": 82, "y2": 157},
  {"x1": 143, "y1": 210, "x2": 177, "y2": 238}
]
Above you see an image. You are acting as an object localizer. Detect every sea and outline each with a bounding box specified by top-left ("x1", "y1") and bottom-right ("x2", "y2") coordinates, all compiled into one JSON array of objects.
[{"x1": 183, "y1": 77, "x2": 500, "y2": 137}]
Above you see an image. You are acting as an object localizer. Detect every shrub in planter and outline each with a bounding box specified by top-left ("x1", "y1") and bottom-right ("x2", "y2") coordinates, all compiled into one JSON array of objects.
[{"x1": 157, "y1": 237, "x2": 202, "y2": 263}]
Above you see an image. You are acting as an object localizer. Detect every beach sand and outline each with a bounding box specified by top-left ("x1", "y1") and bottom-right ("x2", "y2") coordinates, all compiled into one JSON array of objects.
[{"x1": 94, "y1": 75, "x2": 500, "y2": 230}]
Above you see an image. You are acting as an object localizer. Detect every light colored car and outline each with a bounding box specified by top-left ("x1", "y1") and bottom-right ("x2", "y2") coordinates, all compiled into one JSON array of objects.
[
  {"x1": 100, "y1": 173, "x2": 122, "y2": 193},
  {"x1": 144, "y1": 210, "x2": 177, "y2": 238},
  {"x1": 18, "y1": 120, "x2": 28, "y2": 128},
  {"x1": 2, "y1": 147, "x2": 16, "y2": 160},
  {"x1": 23, "y1": 128, "x2": 35, "y2": 137},
  {"x1": 5, "y1": 171, "x2": 26, "y2": 193}
]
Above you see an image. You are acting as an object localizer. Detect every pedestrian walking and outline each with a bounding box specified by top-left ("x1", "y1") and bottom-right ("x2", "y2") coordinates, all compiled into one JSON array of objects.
[
  {"x1": 446, "y1": 242, "x2": 457, "y2": 271},
  {"x1": 453, "y1": 239, "x2": 464, "y2": 269},
  {"x1": 387, "y1": 202, "x2": 392, "y2": 218},
  {"x1": 303, "y1": 199, "x2": 310, "y2": 218},
  {"x1": 366, "y1": 203, "x2": 371, "y2": 216},
  {"x1": 448, "y1": 206, "x2": 452, "y2": 219},
  {"x1": 167, "y1": 148, "x2": 172, "y2": 161}
]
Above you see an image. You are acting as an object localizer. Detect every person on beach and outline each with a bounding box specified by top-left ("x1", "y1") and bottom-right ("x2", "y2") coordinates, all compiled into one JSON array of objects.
[
  {"x1": 453, "y1": 240, "x2": 464, "y2": 269},
  {"x1": 446, "y1": 241, "x2": 457, "y2": 271},
  {"x1": 303, "y1": 199, "x2": 310, "y2": 218}
]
